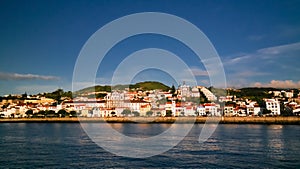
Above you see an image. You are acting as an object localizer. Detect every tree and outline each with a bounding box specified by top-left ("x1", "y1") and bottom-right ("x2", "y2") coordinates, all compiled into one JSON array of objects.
[
  {"x1": 69, "y1": 111, "x2": 77, "y2": 117},
  {"x1": 171, "y1": 84, "x2": 176, "y2": 96},
  {"x1": 57, "y1": 109, "x2": 68, "y2": 117},
  {"x1": 165, "y1": 110, "x2": 172, "y2": 117},
  {"x1": 34, "y1": 110, "x2": 45, "y2": 118},
  {"x1": 45, "y1": 89, "x2": 72, "y2": 104},
  {"x1": 62, "y1": 91, "x2": 73, "y2": 99},
  {"x1": 132, "y1": 111, "x2": 140, "y2": 117},
  {"x1": 146, "y1": 111, "x2": 153, "y2": 117},
  {"x1": 281, "y1": 105, "x2": 294, "y2": 116},
  {"x1": 262, "y1": 109, "x2": 272, "y2": 115},
  {"x1": 22, "y1": 92, "x2": 27, "y2": 99},
  {"x1": 121, "y1": 109, "x2": 131, "y2": 116},
  {"x1": 25, "y1": 109, "x2": 33, "y2": 118},
  {"x1": 111, "y1": 111, "x2": 117, "y2": 117},
  {"x1": 157, "y1": 98, "x2": 167, "y2": 105},
  {"x1": 45, "y1": 110, "x2": 56, "y2": 117}
]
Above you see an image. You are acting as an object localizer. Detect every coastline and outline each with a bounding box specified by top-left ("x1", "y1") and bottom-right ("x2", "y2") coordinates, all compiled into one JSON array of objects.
[{"x1": 0, "y1": 116, "x2": 300, "y2": 124}]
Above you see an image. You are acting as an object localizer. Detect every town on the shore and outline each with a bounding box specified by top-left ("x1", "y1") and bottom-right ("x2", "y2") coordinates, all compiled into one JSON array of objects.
[{"x1": 1, "y1": 81, "x2": 300, "y2": 118}]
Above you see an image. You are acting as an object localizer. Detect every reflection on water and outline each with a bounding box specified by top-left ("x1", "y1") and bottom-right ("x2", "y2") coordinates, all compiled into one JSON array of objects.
[
  {"x1": 115, "y1": 123, "x2": 172, "y2": 138},
  {"x1": 0, "y1": 123, "x2": 299, "y2": 168},
  {"x1": 266, "y1": 125, "x2": 284, "y2": 161}
]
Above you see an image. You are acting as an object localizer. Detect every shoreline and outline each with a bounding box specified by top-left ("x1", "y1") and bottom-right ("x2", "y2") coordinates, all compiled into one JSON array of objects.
[{"x1": 0, "y1": 116, "x2": 300, "y2": 124}]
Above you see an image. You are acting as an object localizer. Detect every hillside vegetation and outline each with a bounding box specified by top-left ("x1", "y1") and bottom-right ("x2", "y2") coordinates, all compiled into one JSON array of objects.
[{"x1": 76, "y1": 81, "x2": 171, "y2": 94}]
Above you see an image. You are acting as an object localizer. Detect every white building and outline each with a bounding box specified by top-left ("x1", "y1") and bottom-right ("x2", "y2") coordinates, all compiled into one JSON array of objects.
[
  {"x1": 178, "y1": 84, "x2": 191, "y2": 97},
  {"x1": 224, "y1": 105, "x2": 235, "y2": 116},
  {"x1": 183, "y1": 106, "x2": 195, "y2": 116},
  {"x1": 203, "y1": 103, "x2": 221, "y2": 116},
  {"x1": 270, "y1": 90, "x2": 294, "y2": 98},
  {"x1": 191, "y1": 87, "x2": 200, "y2": 97},
  {"x1": 123, "y1": 100, "x2": 151, "y2": 114},
  {"x1": 246, "y1": 105, "x2": 262, "y2": 116},
  {"x1": 105, "y1": 91, "x2": 125, "y2": 108},
  {"x1": 196, "y1": 106, "x2": 206, "y2": 116},
  {"x1": 285, "y1": 91, "x2": 294, "y2": 98},
  {"x1": 265, "y1": 99, "x2": 280, "y2": 115}
]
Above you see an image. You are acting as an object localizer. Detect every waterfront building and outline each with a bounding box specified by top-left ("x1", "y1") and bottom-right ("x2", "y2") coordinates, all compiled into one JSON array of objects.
[
  {"x1": 246, "y1": 105, "x2": 262, "y2": 116},
  {"x1": 203, "y1": 103, "x2": 220, "y2": 116},
  {"x1": 196, "y1": 105, "x2": 206, "y2": 116},
  {"x1": 124, "y1": 100, "x2": 151, "y2": 115},
  {"x1": 105, "y1": 91, "x2": 125, "y2": 108},
  {"x1": 224, "y1": 105, "x2": 235, "y2": 116},
  {"x1": 265, "y1": 99, "x2": 281, "y2": 115}
]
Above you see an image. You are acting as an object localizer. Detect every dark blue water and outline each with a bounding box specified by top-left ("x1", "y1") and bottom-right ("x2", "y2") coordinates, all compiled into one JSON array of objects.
[{"x1": 0, "y1": 123, "x2": 299, "y2": 168}]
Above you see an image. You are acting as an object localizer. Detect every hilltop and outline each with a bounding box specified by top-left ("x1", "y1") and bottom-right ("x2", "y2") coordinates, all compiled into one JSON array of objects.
[{"x1": 75, "y1": 81, "x2": 171, "y2": 94}]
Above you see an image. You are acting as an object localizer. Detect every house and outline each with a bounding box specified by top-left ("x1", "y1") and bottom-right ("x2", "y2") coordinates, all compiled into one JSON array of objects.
[
  {"x1": 234, "y1": 106, "x2": 247, "y2": 116},
  {"x1": 100, "y1": 108, "x2": 117, "y2": 117},
  {"x1": 196, "y1": 105, "x2": 206, "y2": 116},
  {"x1": 245, "y1": 102, "x2": 262, "y2": 116},
  {"x1": 140, "y1": 104, "x2": 151, "y2": 116},
  {"x1": 185, "y1": 106, "x2": 195, "y2": 116},
  {"x1": 293, "y1": 106, "x2": 300, "y2": 115},
  {"x1": 203, "y1": 103, "x2": 220, "y2": 116},
  {"x1": 224, "y1": 105, "x2": 234, "y2": 116},
  {"x1": 105, "y1": 91, "x2": 126, "y2": 108},
  {"x1": 124, "y1": 100, "x2": 151, "y2": 114},
  {"x1": 246, "y1": 104, "x2": 262, "y2": 116}
]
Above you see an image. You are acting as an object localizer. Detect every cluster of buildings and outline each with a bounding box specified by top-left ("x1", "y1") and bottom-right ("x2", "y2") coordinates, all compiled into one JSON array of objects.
[
  {"x1": 0, "y1": 96, "x2": 57, "y2": 118},
  {"x1": 1, "y1": 84, "x2": 300, "y2": 118}
]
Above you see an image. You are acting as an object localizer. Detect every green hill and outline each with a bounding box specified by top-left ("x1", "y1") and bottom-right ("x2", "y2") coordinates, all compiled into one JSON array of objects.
[
  {"x1": 75, "y1": 81, "x2": 171, "y2": 95},
  {"x1": 129, "y1": 81, "x2": 171, "y2": 91}
]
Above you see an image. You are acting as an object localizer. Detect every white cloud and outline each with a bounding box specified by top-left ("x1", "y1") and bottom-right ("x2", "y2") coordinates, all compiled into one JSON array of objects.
[
  {"x1": 15, "y1": 85, "x2": 61, "y2": 94},
  {"x1": 252, "y1": 80, "x2": 300, "y2": 88},
  {"x1": 188, "y1": 67, "x2": 208, "y2": 76},
  {"x1": 257, "y1": 42, "x2": 300, "y2": 56},
  {"x1": 223, "y1": 42, "x2": 300, "y2": 88},
  {"x1": 233, "y1": 71, "x2": 269, "y2": 77},
  {"x1": 225, "y1": 42, "x2": 300, "y2": 65},
  {"x1": 200, "y1": 80, "x2": 210, "y2": 85},
  {"x1": 0, "y1": 72, "x2": 59, "y2": 80}
]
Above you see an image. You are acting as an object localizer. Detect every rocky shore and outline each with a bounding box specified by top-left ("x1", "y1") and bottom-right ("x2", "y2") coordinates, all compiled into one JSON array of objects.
[{"x1": 1, "y1": 116, "x2": 300, "y2": 124}]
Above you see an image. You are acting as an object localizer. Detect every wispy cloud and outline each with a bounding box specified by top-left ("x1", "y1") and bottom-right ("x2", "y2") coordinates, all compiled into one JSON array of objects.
[
  {"x1": 252, "y1": 80, "x2": 300, "y2": 89},
  {"x1": 225, "y1": 42, "x2": 300, "y2": 65},
  {"x1": 0, "y1": 72, "x2": 60, "y2": 80},
  {"x1": 224, "y1": 42, "x2": 300, "y2": 87},
  {"x1": 15, "y1": 85, "x2": 61, "y2": 94},
  {"x1": 188, "y1": 67, "x2": 208, "y2": 76},
  {"x1": 248, "y1": 35, "x2": 265, "y2": 41},
  {"x1": 233, "y1": 71, "x2": 269, "y2": 78},
  {"x1": 257, "y1": 42, "x2": 300, "y2": 56}
]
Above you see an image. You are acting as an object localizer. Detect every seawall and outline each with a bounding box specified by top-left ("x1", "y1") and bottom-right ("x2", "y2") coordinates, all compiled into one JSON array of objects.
[{"x1": 0, "y1": 116, "x2": 300, "y2": 124}]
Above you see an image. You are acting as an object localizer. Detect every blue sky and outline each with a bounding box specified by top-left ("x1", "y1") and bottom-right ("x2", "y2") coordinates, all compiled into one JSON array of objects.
[{"x1": 0, "y1": 0, "x2": 300, "y2": 95}]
